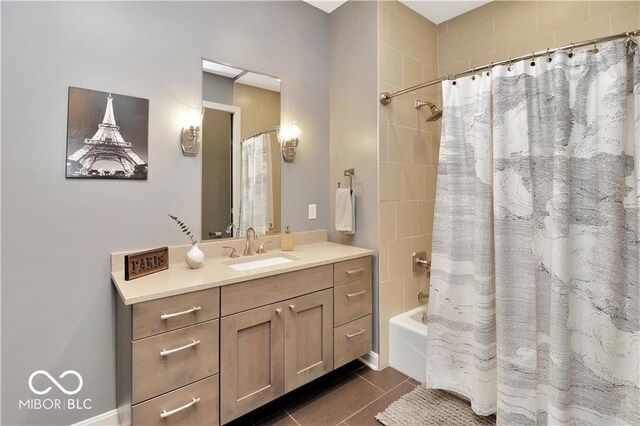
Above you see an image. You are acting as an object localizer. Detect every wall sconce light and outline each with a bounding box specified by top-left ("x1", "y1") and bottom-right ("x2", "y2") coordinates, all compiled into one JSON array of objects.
[
  {"x1": 278, "y1": 122, "x2": 300, "y2": 162},
  {"x1": 181, "y1": 106, "x2": 203, "y2": 156}
]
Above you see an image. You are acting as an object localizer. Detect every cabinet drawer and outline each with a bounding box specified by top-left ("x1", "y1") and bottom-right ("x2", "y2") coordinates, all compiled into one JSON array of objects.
[
  {"x1": 132, "y1": 320, "x2": 219, "y2": 404},
  {"x1": 221, "y1": 265, "x2": 332, "y2": 316},
  {"x1": 132, "y1": 375, "x2": 219, "y2": 426},
  {"x1": 334, "y1": 315, "x2": 372, "y2": 368},
  {"x1": 133, "y1": 288, "x2": 219, "y2": 340},
  {"x1": 334, "y1": 278, "x2": 372, "y2": 327},
  {"x1": 333, "y1": 257, "x2": 371, "y2": 286}
]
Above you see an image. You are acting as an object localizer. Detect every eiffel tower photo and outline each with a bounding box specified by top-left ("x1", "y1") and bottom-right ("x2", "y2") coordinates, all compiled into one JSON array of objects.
[{"x1": 66, "y1": 88, "x2": 148, "y2": 179}]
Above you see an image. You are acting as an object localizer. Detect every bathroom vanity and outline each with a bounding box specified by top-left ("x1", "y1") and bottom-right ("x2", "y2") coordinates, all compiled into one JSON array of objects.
[{"x1": 112, "y1": 232, "x2": 374, "y2": 425}]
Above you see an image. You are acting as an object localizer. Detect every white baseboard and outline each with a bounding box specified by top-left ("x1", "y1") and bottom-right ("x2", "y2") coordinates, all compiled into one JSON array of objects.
[
  {"x1": 71, "y1": 408, "x2": 120, "y2": 426},
  {"x1": 359, "y1": 351, "x2": 380, "y2": 371}
]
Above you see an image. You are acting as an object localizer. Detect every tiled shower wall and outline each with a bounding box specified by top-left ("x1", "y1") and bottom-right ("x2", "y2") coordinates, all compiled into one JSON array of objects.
[
  {"x1": 438, "y1": 1, "x2": 640, "y2": 77},
  {"x1": 378, "y1": 0, "x2": 439, "y2": 367},
  {"x1": 377, "y1": 0, "x2": 639, "y2": 367}
]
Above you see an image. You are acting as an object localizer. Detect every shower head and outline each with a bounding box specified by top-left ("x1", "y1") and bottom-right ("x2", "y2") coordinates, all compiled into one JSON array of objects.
[{"x1": 415, "y1": 100, "x2": 442, "y2": 122}]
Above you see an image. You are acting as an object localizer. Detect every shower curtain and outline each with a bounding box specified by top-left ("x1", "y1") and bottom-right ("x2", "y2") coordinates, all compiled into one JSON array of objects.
[
  {"x1": 426, "y1": 39, "x2": 640, "y2": 425},
  {"x1": 239, "y1": 133, "x2": 274, "y2": 236}
]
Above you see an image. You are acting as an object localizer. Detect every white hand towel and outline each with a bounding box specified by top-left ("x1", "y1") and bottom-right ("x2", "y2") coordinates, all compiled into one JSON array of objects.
[{"x1": 335, "y1": 188, "x2": 355, "y2": 234}]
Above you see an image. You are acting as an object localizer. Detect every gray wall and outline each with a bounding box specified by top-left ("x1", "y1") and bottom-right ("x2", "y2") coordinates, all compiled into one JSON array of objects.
[
  {"x1": 1, "y1": 2, "x2": 329, "y2": 424},
  {"x1": 202, "y1": 72, "x2": 234, "y2": 105},
  {"x1": 328, "y1": 2, "x2": 379, "y2": 350}
]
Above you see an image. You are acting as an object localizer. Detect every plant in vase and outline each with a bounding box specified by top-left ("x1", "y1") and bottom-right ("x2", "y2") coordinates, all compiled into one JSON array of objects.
[{"x1": 167, "y1": 214, "x2": 204, "y2": 269}]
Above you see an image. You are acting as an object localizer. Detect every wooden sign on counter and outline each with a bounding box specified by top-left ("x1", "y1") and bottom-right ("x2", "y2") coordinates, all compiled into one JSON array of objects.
[{"x1": 125, "y1": 247, "x2": 169, "y2": 281}]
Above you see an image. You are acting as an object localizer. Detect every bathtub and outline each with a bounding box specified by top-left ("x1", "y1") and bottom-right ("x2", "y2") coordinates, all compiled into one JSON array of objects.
[{"x1": 389, "y1": 305, "x2": 428, "y2": 384}]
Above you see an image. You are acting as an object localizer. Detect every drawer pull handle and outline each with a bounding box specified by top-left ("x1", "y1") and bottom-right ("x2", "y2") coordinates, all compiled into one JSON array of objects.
[
  {"x1": 160, "y1": 397, "x2": 200, "y2": 419},
  {"x1": 160, "y1": 340, "x2": 200, "y2": 357},
  {"x1": 289, "y1": 304, "x2": 296, "y2": 312},
  {"x1": 346, "y1": 290, "x2": 366, "y2": 298},
  {"x1": 275, "y1": 308, "x2": 283, "y2": 316},
  {"x1": 346, "y1": 328, "x2": 366, "y2": 339},
  {"x1": 346, "y1": 267, "x2": 366, "y2": 275},
  {"x1": 160, "y1": 306, "x2": 202, "y2": 320}
]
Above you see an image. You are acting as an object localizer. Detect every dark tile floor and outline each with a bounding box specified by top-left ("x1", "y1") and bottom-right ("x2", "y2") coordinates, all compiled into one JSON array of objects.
[{"x1": 227, "y1": 361, "x2": 418, "y2": 426}]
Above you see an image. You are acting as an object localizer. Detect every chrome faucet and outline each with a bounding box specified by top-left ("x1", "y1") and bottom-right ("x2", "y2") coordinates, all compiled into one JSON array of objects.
[
  {"x1": 225, "y1": 223, "x2": 238, "y2": 238},
  {"x1": 243, "y1": 227, "x2": 258, "y2": 256}
]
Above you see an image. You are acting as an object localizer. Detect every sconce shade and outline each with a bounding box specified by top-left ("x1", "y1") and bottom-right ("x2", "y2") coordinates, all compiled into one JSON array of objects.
[
  {"x1": 181, "y1": 106, "x2": 203, "y2": 156},
  {"x1": 278, "y1": 122, "x2": 300, "y2": 162}
]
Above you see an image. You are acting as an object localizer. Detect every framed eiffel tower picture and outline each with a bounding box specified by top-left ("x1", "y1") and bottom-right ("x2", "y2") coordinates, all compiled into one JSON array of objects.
[{"x1": 66, "y1": 87, "x2": 149, "y2": 179}]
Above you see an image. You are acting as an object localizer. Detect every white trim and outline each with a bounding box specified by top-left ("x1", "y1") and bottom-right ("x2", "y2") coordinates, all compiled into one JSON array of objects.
[
  {"x1": 202, "y1": 101, "x2": 242, "y2": 228},
  {"x1": 71, "y1": 408, "x2": 120, "y2": 426},
  {"x1": 359, "y1": 351, "x2": 380, "y2": 371}
]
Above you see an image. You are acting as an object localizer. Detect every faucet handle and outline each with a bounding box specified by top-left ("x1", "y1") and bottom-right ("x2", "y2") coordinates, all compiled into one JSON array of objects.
[
  {"x1": 257, "y1": 241, "x2": 272, "y2": 254},
  {"x1": 223, "y1": 246, "x2": 239, "y2": 258}
]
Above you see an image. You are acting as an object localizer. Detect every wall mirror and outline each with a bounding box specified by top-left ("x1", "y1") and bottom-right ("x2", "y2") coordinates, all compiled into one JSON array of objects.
[{"x1": 202, "y1": 59, "x2": 282, "y2": 241}]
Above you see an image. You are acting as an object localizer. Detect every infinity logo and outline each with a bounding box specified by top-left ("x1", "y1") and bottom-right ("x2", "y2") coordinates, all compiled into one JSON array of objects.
[{"x1": 28, "y1": 370, "x2": 83, "y2": 396}]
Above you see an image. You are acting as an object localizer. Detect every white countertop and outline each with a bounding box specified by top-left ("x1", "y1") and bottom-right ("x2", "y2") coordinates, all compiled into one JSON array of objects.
[{"x1": 112, "y1": 241, "x2": 374, "y2": 305}]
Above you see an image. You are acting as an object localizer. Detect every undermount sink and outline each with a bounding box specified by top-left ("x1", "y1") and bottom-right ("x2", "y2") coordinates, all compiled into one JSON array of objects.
[{"x1": 225, "y1": 253, "x2": 299, "y2": 271}]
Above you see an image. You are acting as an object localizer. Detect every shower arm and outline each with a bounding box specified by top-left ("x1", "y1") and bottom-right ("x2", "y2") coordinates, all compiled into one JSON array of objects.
[{"x1": 379, "y1": 29, "x2": 639, "y2": 105}]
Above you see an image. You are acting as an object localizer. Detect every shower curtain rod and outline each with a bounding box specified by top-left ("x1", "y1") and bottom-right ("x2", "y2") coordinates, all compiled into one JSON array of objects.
[
  {"x1": 241, "y1": 128, "x2": 278, "y2": 143},
  {"x1": 379, "y1": 29, "x2": 640, "y2": 105}
]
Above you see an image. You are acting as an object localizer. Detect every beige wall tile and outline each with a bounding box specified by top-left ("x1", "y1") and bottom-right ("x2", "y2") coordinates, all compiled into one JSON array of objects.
[
  {"x1": 468, "y1": 48, "x2": 510, "y2": 70},
  {"x1": 403, "y1": 165, "x2": 426, "y2": 201},
  {"x1": 379, "y1": 201, "x2": 397, "y2": 241},
  {"x1": 610, "y1": 3, "x2": 640, "y2": 33},
  {"x1": 430, "y1": 134, "x2": 440, "y2": 166},
  {"x1": 396, "y1": 200, "x2": 419, "y2": 237},
  {"x1": 411, "y1": 24, "x2": 438, "y2": 66},
  {"x1": 395, "y1": 94, "x2": 420, "y2": 128},
  {"x1": 380, "y1": 162, "x2": 404, "y2": 201},
  {"x1": 508, "y1": 33, "x2": 556, "y2": 58},
  {"x1": 439, "y1": 60, "x2": 471, "y2": 79},
  {"x1": 403, "y1": 54, "x2": 424, "y2": 88},
  {"x1": 387, "y1": 9, "x2": 412, "y2": 54},
  {"x1": 425, "y1": 165, "x2": 438, "y2": 200},
  {"x1": 404, "y1": 274, "x2": 428, "y2": 310},
  {"x1": 554, "y1": 15, "x2": 611, "y2": 47},
  {"x1": 589, "y1": 1, "x2": 638, "y2": 18},
  {"x1": 412, "y1": 131, "x2": 430, "y2": 165},
  {"x1": 438, "y1": 30, "x2": 459, "y2": 67},
  {"x1": 481, "y1": 0, "x2": 523, "y2": 17},
  {"x1": 494, "y1": 1, "x2": 538, "y2": 49},
  {"x1": 380, "y1": 277, "x2": 405, "y2": 322},
  {"x1": 538, "y1": 1, "x2": 590, "y2": 35},
  {"x1": 437, "y1": 21, "x2": 448, "y2": 37},
  {"x1": 412, "y1": 234, "x2": 432, "y2": 255},
  {"x1": 379, "y1": 322, "x2": 390, "y2": 368},
  {"x1": 388, "y1": 124, "x2": 414, "y2": 164},
  {"x1": 458, "y1": 16, "x2": 495, "y2": 63},
  {"x1": 379, "y1": 241, "x2": 389, "y2": 281},
  {"x1": 380, "y1": 44, "x2": 403, "y2": 87},
  {"x1": 388, "y1": 237, "x2": 413, "y2": 278},
  {"x1": 447, "y1": 6, "x2": 484, "y2": 31},
  {"x1": 418, "y1": 200, "x2": 435, "y2": 235},
  {"x1": 380, "y1": 122, "x2": 389, "y2": 162}
]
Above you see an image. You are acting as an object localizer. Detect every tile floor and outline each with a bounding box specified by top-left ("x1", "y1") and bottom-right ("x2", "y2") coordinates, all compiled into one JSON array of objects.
[{"x1": 227, "y1": 361, "x2": 419, "y2": 426}]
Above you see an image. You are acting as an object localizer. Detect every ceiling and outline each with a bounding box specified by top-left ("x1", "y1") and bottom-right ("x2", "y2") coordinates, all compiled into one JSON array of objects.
[
  {"x1": 303, "y1": 0, "x2": 490, "y2": 24},
  {"x1": 202, "y1": 60, "x2": 282, "y2": 92}
]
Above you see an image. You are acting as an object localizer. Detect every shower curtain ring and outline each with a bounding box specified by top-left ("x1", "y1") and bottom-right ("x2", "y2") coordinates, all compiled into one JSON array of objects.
[
  {"x1": 508, "y1": 58, "x2": 512, "y2": 71},
  {"x1": 471, "y1": 67, "x2": 476, "y2": 80},
  {"x1": 546, "y1": 48, "x2": 552, "y2": 62},
  {"x1": 452, "y1": 73, "x2": 457, "y2": 85},
  {"x1": 569, "y1": 42, "x2": 575, "y2": 58},
  {"x1": 593, "y1": 38, "x2": 599, "y2": 53},
  {"x1": 530, "y1": 52, "x2": 536, "y2": 66},
  {"x1": 487, "y1": 62, "x2": 493, "y2": 76}
]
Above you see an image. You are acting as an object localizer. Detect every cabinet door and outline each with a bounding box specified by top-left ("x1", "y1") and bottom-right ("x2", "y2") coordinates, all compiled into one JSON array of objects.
[
  {"x1": 220, "y1": 302, "x2": 285, "y2": 424},
  {"x1": 284, "y1": 289, "x2": 334, "y2": 393}
]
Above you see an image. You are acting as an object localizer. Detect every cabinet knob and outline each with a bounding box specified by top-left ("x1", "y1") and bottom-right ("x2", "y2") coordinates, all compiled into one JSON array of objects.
[
  {"x1": 275, "y1": 308, "x2": 283, "y2": 316},
  {"x1": 289, "y1": 304, "x2": 296, "y2": 312}
]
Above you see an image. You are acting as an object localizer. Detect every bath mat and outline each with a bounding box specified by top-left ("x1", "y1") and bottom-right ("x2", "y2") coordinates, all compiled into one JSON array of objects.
[{"x1": 375, "y1": 386, "x2": 496, "y2": 426}]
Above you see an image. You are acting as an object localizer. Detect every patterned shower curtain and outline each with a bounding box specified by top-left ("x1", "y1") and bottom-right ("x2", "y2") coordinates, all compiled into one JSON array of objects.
[
  {"x1": 239, "y1": 133, "x2": 274, "y2": 236},
  {"x1": 426, "y1": 39, "x2": 640, "y2": 425}
]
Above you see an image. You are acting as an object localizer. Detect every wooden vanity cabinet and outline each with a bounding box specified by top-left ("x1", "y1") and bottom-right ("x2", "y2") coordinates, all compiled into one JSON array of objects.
[
  {"x1": 117, "y1": 256, "x2": 373, "y2": 426},
  {"x1": 219, "y1": 267, "x2": 335, "y2": 424}
]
